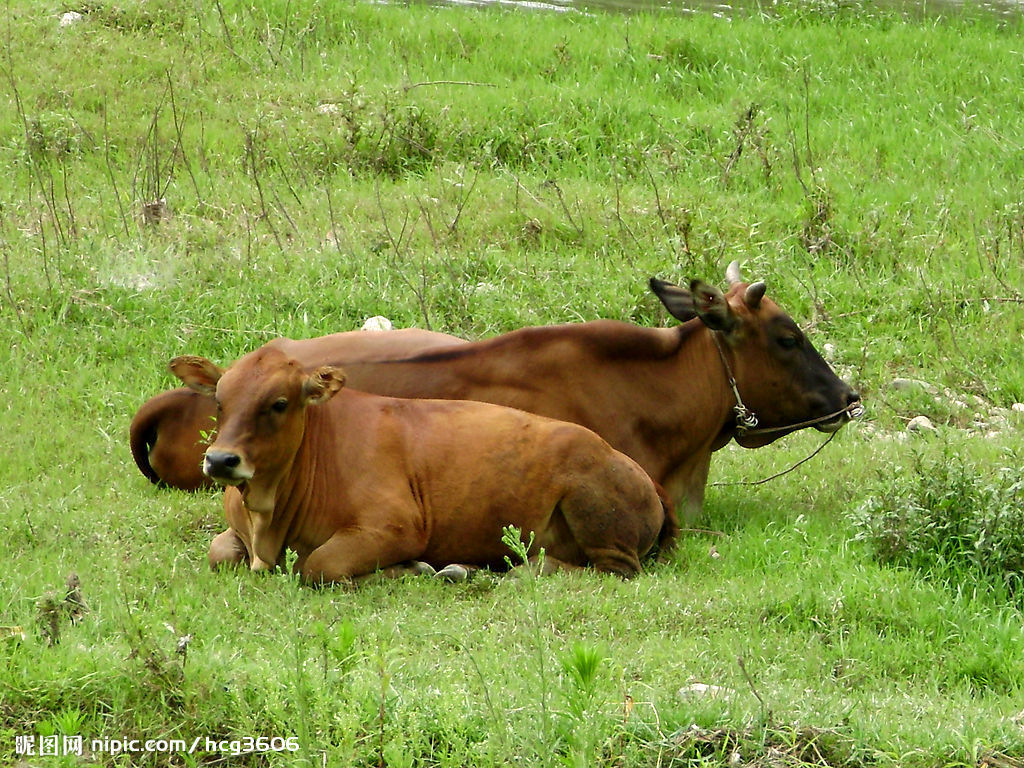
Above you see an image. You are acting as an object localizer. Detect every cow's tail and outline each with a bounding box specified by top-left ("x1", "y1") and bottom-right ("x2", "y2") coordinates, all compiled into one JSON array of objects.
[
  {"x1": 654, "y1": 481, "x2": 680, "y2": 555},
  {"x1": 129, "y1": 394, "x2": 165, "y2": 485}
]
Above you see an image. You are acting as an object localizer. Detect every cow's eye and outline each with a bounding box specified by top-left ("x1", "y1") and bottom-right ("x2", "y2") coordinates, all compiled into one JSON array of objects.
[
  {"x1": 270, "y1": 398, "x2": 288, "y2": 413},
  {"x1": 778, "y1": 335, "x2": 800, "y2": 350}
]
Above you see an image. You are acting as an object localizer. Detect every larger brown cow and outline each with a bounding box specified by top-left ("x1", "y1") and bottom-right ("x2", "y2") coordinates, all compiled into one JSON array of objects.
[
  {"x1": 170, "y1": 348, "x2": 675, "y2": 582},
  {"x1": 137, "y1": 264, "x2": 861, "y2": 522},
  {"x1": 130, "y1": 328, "x2": 466, "y2": 490},
  {"x1": 336, "y1": 264, "x2": 861, "y2": 521}
]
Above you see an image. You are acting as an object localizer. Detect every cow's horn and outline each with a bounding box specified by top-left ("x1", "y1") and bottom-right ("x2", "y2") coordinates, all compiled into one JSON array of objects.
[
  {"x1": 726, "y1": 260, "x2": 744, "y2": 285},
  {"x1": 744, "y1": 281, "x2": 767, "y2": 308}
]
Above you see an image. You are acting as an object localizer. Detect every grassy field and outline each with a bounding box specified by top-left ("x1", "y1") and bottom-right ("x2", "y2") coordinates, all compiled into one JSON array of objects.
[{"x1": 2, "y1": 1, "x2": 1024, "y2": 765}]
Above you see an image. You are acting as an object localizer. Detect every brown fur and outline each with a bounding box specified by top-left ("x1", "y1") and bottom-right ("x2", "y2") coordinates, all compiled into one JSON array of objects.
[{"x1": 129, "y1": 388, "x2": 218, "y2": 490}]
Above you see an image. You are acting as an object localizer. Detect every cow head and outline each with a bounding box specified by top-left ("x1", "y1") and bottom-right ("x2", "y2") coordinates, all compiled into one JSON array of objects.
[
  {"x1": 170, "y1": 349, "x2": 346, "y2": 512},
  {"x1": 650, "y1": 262, "x2": 861, "y2": 448}
]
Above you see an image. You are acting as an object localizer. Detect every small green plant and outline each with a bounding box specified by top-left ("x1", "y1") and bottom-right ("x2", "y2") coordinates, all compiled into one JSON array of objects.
[
  {"x1": 557, "y1": 641, "x2": 609, "y2": 767},
  {"x1": 561, "y1": 642, "x2": 605, "y2": 704},
  {"x1": 849, "y1": 445, "x2": 1024, "y2": 599},
  {"x1": 284, "y1": 547, "x2": 300, "y2": 579},
  {"x1": 501, "y1": 523, "x2": 541, "y2": 573},
  {"x1": 23, "y1": 113, "x2": 84, "y2": 159},
  {"x1": 501, "y1": 525, "x2": 551, "y2": 762},
  {"x1": 36, "y1": 706, "x2": 85, "y2": 738},
  {"x1": 313, "y1": 618, "x2": 359, "y2": 683}
]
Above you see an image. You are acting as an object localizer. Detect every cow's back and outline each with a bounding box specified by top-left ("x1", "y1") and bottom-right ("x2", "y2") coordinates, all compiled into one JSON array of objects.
[{"x1": 272, "y1": 328, "x2": 466, "y2": 368}]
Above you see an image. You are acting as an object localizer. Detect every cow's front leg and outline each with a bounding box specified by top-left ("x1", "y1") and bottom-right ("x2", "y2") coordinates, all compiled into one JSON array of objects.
[
  {"x1": 663, "y1": 452, "x2": 711, "y2": 526},
  {"x1": 208, "y1": 528, "x2": 249, "y2": 570},
  {"x1": 300, "y1": 527, "x2": 424, "y2": 585}
]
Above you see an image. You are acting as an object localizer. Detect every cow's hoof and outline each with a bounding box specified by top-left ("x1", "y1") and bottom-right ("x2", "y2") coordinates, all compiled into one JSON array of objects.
[
  {"x1": 435, "y1": 564, "x2": 470, "y2": 582},
  {"x1": 411, "y1": 561, "x2": 437, "y2": 577}
]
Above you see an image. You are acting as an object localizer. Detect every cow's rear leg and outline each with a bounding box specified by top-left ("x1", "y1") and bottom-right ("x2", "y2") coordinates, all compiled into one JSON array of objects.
[
  {"x1": 300, "y1": 527, "x2": 423, "y2": 585},
  {"x1": 575, "y1": 546, "x2": 643, "y2": 578},
  {"x1": 556, "y1": 480, "x2": 662, "y2": 578},
  {"x1": 208, "y1": 528, "x2": 249, "y2": 570}
]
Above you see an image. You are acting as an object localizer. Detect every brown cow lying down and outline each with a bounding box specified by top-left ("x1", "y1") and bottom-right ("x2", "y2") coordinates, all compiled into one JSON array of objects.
[
  {"x1": 130, "y1": 328, "x2": 466, "y2": 491},
  {"x1": 336, "y1": 265, "x2": 861, "y2": 522},
  {"x1": 138, "y1": 264, "x2": 862, "y2": 524},
  {"x1": 170, "y1": 348, "x2": 677, "y2": 583}
]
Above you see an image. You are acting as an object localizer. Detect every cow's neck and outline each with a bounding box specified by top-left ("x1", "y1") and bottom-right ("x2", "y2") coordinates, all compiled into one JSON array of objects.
[
  {"x1": 237, "y1": 438, "x2": 306, "y2": 571},
  {"x1": 674, "y1": 325, "x2": 739, "y2": 434},
  {"x1": 633, "y1": 324, "x2": 737, "y2": 515}
]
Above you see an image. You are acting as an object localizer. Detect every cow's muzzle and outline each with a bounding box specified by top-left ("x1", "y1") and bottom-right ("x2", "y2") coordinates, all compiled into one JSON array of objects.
[
  {"x1": 203, "y1": 450, "x2": 253, "y2": 485},
  {"x1": 814, "y1": 391, "x2": 864, "y2": 433}
]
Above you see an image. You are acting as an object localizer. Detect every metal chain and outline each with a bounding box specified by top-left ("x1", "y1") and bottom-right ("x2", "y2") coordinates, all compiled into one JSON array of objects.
[{"x1": 710, "y1": 332, "x2": 760, "y2": 434}]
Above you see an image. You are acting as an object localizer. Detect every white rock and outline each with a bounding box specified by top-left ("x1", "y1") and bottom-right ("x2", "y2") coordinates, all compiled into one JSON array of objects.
[
  {"x1": 677, "y1": 683, "x2": 731, "y2": 700},
  {"x1": 1012, "y1": 403, "x2": 1024, "y2": 413},
  {"x1": 361, "y1": 316, "x2": 393, "y2": 332},
  {"x1": 317, "y1": 103, "x2": 340, "y2": 115},
  {"x1": 907, "y1": 415, "x2": 936, "y2": 433},
  {"x1": 988, "y1": 409, "x2": 1009, "y2": 424},
  {"x1": 60, "y1": 11, "x2": 83, "y2": 26},
  {"x1": 892, "y1": 378, "x2": 935, "y2": 393}
]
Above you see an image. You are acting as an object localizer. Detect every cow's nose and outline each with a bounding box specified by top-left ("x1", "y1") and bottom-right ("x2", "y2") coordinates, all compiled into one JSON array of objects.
[
  {"x1": 204, "y1": 450, "x2": 244, "y2": 480},
  {"x1": 845, "y1": 389, "x2": 864, "y2": 419}
]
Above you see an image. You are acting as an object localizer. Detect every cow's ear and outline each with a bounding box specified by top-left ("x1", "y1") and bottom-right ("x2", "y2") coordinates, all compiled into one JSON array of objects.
[
  {"x1": 689, "y1": 280, "x2": 737, "y2": 332},
  {"x1": 169, "y1": 355, "x2": 222, "y2": 397},
  {"x1": 649, "y1": 278, "x2": 697, "y2": 322},
  {"x1": 303, "y1": 366, "x2": 346, "y2": 406}
]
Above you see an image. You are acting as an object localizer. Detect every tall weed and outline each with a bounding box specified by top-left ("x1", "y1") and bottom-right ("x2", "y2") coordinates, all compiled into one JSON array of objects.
[{"x1": 849, "y1": 444, "x2": 1024, "y2": 600}]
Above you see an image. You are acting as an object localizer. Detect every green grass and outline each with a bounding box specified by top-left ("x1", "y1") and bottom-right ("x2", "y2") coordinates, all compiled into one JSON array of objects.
[{"x1": 2, "y1": 1, "x2": 1024, "y2": 765}]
